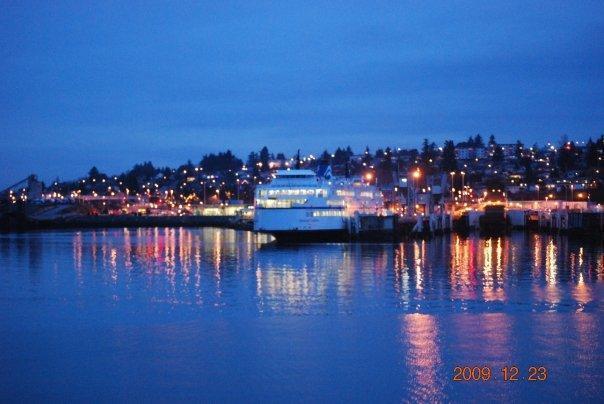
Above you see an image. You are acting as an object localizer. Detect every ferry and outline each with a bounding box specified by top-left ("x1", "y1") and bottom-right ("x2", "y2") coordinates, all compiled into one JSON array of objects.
[{"x1": 253, "y1": 169, "x2": 387, "y2": 242}]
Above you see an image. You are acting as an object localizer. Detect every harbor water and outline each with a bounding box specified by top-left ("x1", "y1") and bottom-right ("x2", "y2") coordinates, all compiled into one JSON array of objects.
[{"x1": 0, "y1": 228, "x2": 603, "y2": 402}]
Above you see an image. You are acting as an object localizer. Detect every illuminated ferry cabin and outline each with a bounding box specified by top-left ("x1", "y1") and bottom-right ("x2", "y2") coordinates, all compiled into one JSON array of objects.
[{"x1": 253, "y1": 169, "x2": 385, "y2": 241}]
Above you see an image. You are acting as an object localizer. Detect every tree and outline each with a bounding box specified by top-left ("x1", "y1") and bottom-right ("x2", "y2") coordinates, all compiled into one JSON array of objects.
[
  {"x1": 259, "y1": 146, "x2": 270, "y2": 171},
  {"x1": 440, "y1": 140, "x2": 458, "y2": 172},
  {"x1": 488, "y1": 134, "x2": 496, "y2": 147},
  {"x1": 585, "y1": 137, "x2": 602, "y2": 169},
  {"x1": 319, "y1": 150, "x2": 330, "y2": 162},
  {"x1": 123, "y1": 171, "x2": 139, "y2": 192},
  {"x1": 376, "y1": 147, "x2": 394, "y2": 185},
  {"x1": 474, "y1": 134, "x2": 485, "y2": 148},
  {"x1": 130, "y1": 161, "x2": 157, "y2": 180},
  {"x1": 161, "y1": 167, "x2": 172, "y2": 178},
  {"x1": 200, "y1": 150, "x2": 243, "y2": 173},
  {"x1": 247, "y1": 152, "x2": 259, "y2": 168},
  {"x1": 558, "y1": 141, "x2": 578, "y2": 173},
  {"x1": 88, "y1": 166, "x2": 100, "y2": 178},
  {"x1": 362, "y1": 146, "x2": 372, "y2": 166},
  {"x1": 420, "y1": 139, "x2": 437, "y2": 165},
  {"x1": 177, "y1": 160, "x2": 195, "y2": 176},
  {"x1": 515, "y1": 140, "x2": 524, "y2": 160},
  {"x1": 522, "y1": 156, "x2": 536, "y2": 183},
  {"x1": 333, "y1": 147, "x2": 350, "y2": 164},
  {"x1": 492, "y1": 145, "x2": 504, "y2": 165}
]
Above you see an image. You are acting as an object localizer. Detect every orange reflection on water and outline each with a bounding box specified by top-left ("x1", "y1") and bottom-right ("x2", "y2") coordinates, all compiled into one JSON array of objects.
[
  {"x1": 66, "y1": 227, "x2": 270, "y2": 306},
  {"x1": 532, "y1": 233, "x2": 543, "y2": 278},
  {"x1": 482, "y1": 237, "x2": 506, "y2": 302},
  {"x1": 449, "y1": 236, "x2": 479, "y2": 301},
  {"x1": 393, "y1": 243, "x2": 410, "y2": 304},
  {"x1": 545, "y1": 238, "x2": 558, "y2": 285},
  {"x1": 72, "y1": 232, "x2": 82, "y2": 272},
  {"x1": 401, "y1": 314, "x2": 443, "y2": 402},
  {"x1": 413, "y1": 241, "x2": 425, "y2": 292},
  {"x1": 572, "y1": 273, "x2": 593, "y2": 310},
  {"x1": 61, "y1": 229, "x2": 603, "y2": 313}
]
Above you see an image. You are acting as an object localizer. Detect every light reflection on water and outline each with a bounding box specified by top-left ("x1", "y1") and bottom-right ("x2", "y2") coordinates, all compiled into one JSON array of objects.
[{"x1": 0, "y1": 228, "x2": 602, "y2": 401}]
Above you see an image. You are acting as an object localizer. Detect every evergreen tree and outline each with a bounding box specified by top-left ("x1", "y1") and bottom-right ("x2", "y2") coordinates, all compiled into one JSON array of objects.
[
  {"x1": 488, "y1": 134, "x2": 496, "y2": 147},
  {"x1": 420, "y1": 139, "x2": 437, "y2": 166},
  {"x1": 515, "y1": 140, "x2": 524, "y2": 159},
  {"x1": 333, "y1": 147, "x2": 351, "y2": 164},
  {"x1": 474, "y1": 134, "x2": 485, "y2": 148},
  {"x1": 585, "y1": 137, "x2": 602, "y2": 169},
  {"x1": 123, "y1": 171, "x2": 139, "y2": 192},
  {"x1": 522, "y1": 157, "x2": 536, "y2": 183},
  {"x1": 377, "y1": 147, "x2": 394, "y2": 185},
  {"x1": 130, "y1": 162, "x2": 157, "y2": 180},
  {"x1": 558, "y1": 141, "x2": 578, "y2": 173},
  {"x1": 320, "y1": 150, "x2": 331, "y2": 162},
  {"x1": 247, "y1": 152, "x2": 259, "y2": 170},
  {"x1": 440, "y1": 140, "x2": 458, "y2": 172},
  {"x1": 88, "y1": 166, "x2": 100, "y2": 178},
  {"x1": 200, "y1": 151, "x2": 243, "y2": 173},
  {"x1": 492, "y1": 145, "x2": 504, "y2": 165},
  {"x1": 259, "y1": 146, "x2": 270, "y2": 170},
  {"x1": 161, "y1": 167, "x2": 172, "y2": 178},
  {"x1": 362, "y1": 146, "x2": 372, "y2": 165},
  {"x1": 345, "y1": 146, "x2": 354, "y2": 157}
]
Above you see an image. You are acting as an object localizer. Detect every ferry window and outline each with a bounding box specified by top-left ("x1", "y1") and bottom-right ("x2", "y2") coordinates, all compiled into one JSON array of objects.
[
  {"x1": 256, "y1": 198, "x2": 307, "y2": 208},
  {"x1": 316, "y1": 189, "x2": 328, "y2": 197},
  {"x1": 312, "y1": 210, "x2": 343, "y2": 217}
]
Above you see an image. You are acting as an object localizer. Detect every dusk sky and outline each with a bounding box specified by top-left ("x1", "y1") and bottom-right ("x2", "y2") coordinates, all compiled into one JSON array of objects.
[{"x1": 1, "y1": 1, "x2": 603, "y2": 186}]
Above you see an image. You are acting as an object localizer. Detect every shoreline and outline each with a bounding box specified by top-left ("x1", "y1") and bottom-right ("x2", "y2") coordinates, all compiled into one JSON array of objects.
[{"x1": 1, "y1": 216, "x2": 601, "y2": 244}]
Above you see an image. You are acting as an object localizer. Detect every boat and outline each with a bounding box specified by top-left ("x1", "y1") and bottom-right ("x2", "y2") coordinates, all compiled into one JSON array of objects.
[{"x1": 253, "y1": 169, "x2": 388, "y2": 242}]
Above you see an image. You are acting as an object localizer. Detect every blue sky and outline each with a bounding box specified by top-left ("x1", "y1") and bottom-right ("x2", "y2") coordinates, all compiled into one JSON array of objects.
[{"x1": 1, "y1": 1, "x2": 603, "y2": 186}]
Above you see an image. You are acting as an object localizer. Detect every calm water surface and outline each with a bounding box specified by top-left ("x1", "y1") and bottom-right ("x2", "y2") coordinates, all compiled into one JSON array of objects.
[{"x1": 0, "y1": 228, "x2": 603, "y2": 402}]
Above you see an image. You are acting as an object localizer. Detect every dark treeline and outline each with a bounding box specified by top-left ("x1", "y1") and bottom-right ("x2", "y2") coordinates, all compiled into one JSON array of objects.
[{"x1": 35, "y1": 134, "x2": 604, "y2": 203}]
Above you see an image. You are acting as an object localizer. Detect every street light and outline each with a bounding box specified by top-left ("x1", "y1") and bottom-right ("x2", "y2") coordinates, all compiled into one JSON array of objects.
[
  {"x1": 411, "y1": 169, "x2": 421, "y2": 212},
  {"x1": 460, "y1": 171, "x2": 466, "y2": 203},
  {"x1": 449, "y1": 171, "x2": 455, "y2": 202}
]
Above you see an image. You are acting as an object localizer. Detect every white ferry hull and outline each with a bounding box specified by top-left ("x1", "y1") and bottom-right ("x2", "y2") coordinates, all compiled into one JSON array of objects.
[
  {"x1": 266, "y1": 229, "x2": 350, "y2": 243},
  {"x1": 254, "y1": 207, "x2": 346, "y2": 233}
]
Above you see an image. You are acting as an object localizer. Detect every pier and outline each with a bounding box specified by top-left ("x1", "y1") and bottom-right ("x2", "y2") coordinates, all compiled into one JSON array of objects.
[{"x1": 3, "y1": 199, "x2": 602, "y2": 241}]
